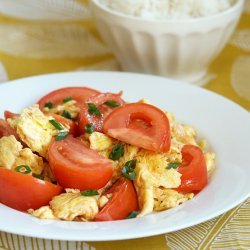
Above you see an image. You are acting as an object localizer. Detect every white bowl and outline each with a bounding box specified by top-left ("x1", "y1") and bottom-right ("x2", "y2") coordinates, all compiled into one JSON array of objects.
[{"x1": 90, "y1": 0, "x2": 245, "y2": 84}]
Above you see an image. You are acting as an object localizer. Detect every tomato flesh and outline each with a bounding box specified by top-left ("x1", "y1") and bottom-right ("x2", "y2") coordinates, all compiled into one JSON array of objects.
[
  {"x1": 78, "y1": 92, "x2": 125, "y2": 134},
  {"x1": 48, "y1": 136, "x2": 114, "y2": 190},
  {"x1": 4, "y1": 111, "x2": 18, "y2": 120},
  {"x1": 38, "y1": 87, "x2": 99, "y2": 109},
  {"x1": 0, "y1": 119, "x2": 20, "y2": 140},
  {"x1": 0, "y1": 168, "x2": 62, "y2": 211},
  {"x1": 176, "y1": 145, "x2": 208, "y2": 193},
  {"x1": 94, "y1": 178, "x2": 139, "y2": 221},
  {"x1": 103, "y1": 103, "x2": 170, "y2": 153}
]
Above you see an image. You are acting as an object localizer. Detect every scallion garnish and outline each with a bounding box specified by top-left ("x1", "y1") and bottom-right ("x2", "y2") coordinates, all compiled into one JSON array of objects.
[
  {"x1": 85, "y1": 123, "x2": 94, "y2": 134},
  {"x1": 44, "y1": 102, "x2": 53, "y2": 109},
  {"x1": 126, "y1": 211, "x2": 138, "y2": 219},
  {"x1": 32, "y1": 173, "x2": 44, "y2": 180},
  {"x1": 61, "y1": 110, "x2": 72, "y2": 120},
  {"x1": 109, "y1": 144, "x2": 124, "y2": 161},
  {"x1": 56, "y1": 131, "x2": 69, "y2": 141},
  {"x1": 14, "y1": 165, "x2": 31, "y2": 174},
  {"x1": 87, "y1": 103, "x2": 101, "y2": 116},
  {"x1": 122, "y1": 160, "x2": 136, "y2": 180},
  {"x1": 63, "y1": 97, "x2": 73, "y2": 103},
  {"x1": 104, "y1": 100, "x2": 120, "y2": 107},
  {"x1": 81, "y1": 190, "x2": 99, "y2": 196},
  {"x1": 166, "y1": 162, "x2": 181, "y2": 169},
  {"x1": 49, "y1": 119, "x2": 64, "y2": 130}
]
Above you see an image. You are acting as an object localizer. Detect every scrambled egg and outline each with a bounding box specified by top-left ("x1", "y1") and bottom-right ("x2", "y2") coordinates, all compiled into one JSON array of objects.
[
  {"x1": 50, "y1": 189, "x2": 99, "y2": 221},
  {"x1": 0, "y1": 135, "x2": 44, "y2": 174},
  {"x1": 89, "y1": 132, "x2": 114, "y2": 151},
  {"x1": 205, "y1": 152, "x2": 216, "y2": 177},
  {"x1": 43, "y1": 100, "x2": 80, "y2": 119},
  {"x1": 7, "y1": 105, "x2": 57, "y2": 158},
  {"x1": 154, "y1": 188, "x2": 194, "y2": 211},
  {"x1": 29, "y1": 189, "x2": 99, "y2": 221},
  {"x1": 28, "y1": 206, "x2": 56, "y2": 220},
  {"x1": 0, "y1": 135, "x2": 22, "y2": 169}
]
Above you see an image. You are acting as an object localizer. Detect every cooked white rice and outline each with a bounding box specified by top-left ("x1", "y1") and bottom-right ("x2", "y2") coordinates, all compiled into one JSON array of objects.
[{"x1": 99, "y1": 0, "x2": 235, "y2": 19}]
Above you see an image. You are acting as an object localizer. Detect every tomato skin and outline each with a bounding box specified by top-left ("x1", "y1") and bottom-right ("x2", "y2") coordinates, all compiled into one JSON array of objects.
[
  {"x1": 94, "y1": 178, "x2": 139, "y2": 221},
  {"x1": 38, "y1": 87, "x2": 100, "y2": 109},
  {"x1": 0, "y1": 168, "x2": 62, "y2": 211},
  {"x1": 4, "y1": 111, "x2": 18, "y2": 120},
  {"x1": 48, "y1": 114, "x2": 77, "y2": 136},
  {"x1": 103, "y1": 103, "x2": 170, "y2": 153},
  {"x1": 78, "y1": 92, "x2": 125, "y2": 134},
  {"x1": 176, "y1": 145, "x2": 208, "y2": 193},
  {"x1": 48, "y1": 136, "x2": 114, "y2": 190},
  {"x1": 0, "y1": 119, "x2": 19, "y2": 139}
]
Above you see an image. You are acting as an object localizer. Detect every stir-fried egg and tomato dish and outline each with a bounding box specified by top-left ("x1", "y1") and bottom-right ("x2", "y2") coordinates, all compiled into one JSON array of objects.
[{"x1": 0, "y1": 86, "x2": 215, "y2": 221}]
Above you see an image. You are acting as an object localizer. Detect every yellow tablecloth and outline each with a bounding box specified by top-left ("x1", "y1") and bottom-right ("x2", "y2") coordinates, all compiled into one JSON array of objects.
[{"x1": 0, "y1": 1, "x2": 249, "y2": 249}]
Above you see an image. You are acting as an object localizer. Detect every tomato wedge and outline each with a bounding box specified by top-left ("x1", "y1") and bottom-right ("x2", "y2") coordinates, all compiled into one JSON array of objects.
[
  {"x1": 0, "y1": 168, "x2": 62, "y2": 211},
  {"x1": 176, "y1": 145, "x2": 208, "y2": 193},
  {"x1": 48, "y1": 136, "x2": 114, "y2": 190},
  {"x1": 49, "y1": 114, "x2": 77, "y2": 136},
  {"x1": 103, "y1": 103, "x2": 170, "y2": 153},
  {"x1": 38, "y1": 87, "x2": 99, "y2": 109},
  {"x1": 78, "y1": 92, "x2": 125, "y2": 134},
  {"x1": 94, "y1": 178, "x2": 139, "y2": 221},
  {"x1": 0, "y1": 119, "x2": 19, "y2": 139},
  {"x1": 4, "y1": 110, "x2": 18, "y2": 120}
]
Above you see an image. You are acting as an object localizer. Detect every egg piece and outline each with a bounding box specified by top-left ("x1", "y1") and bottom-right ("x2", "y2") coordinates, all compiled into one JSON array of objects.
[
  {"x1": 89, "y1": 132, "x2": 114, "y2": 151},
  {"x1": 8, "y1": 105, "x2": 57, "y2": 158},
  {"x1": 136, "y1": 152, "x2": 181, "y2": 188},
  {"x1": 50, "y1": 190, "x2": 99, "y2": 221},
  {"x1": 113, "y1": 144, "x2": 139, "y2": 178},
  {"x1": 0, "y1": 135, "x2": 45, "y2": 174},
  {"x1": 154, "y1": 188, "x2": 194, "y2": 211},
  {"x1": 134, "y1": 162, "x2": 154, "y2": 217},
  {"x1": 43, "y1": 100, "x2": 80, "y2": 119},
  {"x1": 205, "y1": 152, "x2": 216, "y2": 176},
  {"x1": 28, "y1": 206, "x2": 56, "y2": 220},
  {"x1": 0, "y1": 135, "x2": 22, "y2": 169},
  {"x1": 13, "y1": 148, "x2": 44, "y2": 175}
]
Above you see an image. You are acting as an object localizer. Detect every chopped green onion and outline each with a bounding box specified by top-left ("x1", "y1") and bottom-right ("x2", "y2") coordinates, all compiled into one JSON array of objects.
[
  {"x1": 166, "y1": 162, "x2": 181, "y2": 169},
  {"x1": 32, "y1": 173, "x2": 44, "y2": 180},
  {"x1": 61, "y1": 110, "x2": 72, "y2": 120},
  {"x1": 14, "y1": 165, "x2": 31, "y2": 174},
  {"x1": 81, "y1": 190, "x2": 99, "y2": 196},
  {"x1": 49, "y1": 119, "x2": 64, "y2": 130},
  {"x1": 109, "y1": 144, "x2": 124, "y2": 161},
  {"x1": 127, "y1": 211, "x2": 138, "y2": 219},
  {"x1": 85, "y1": 123, "x2": 94, "y2": 134},
  {"x1": 122, "y1": 160, "x2": 136, "y2": 180},
  {"x1": 104, "y1": 100, "x2": 120, "y2": 107},
  {"x1": 56, "y1": 131, "x2": 69, "y2": 141},
  {"x1": 63, "y1": 97, "x2": 73, "y2": 103},
  {"x1": 44, "y1": 102, "x2": 53, "y2": 109},
  {"x1": 87, "y1": 103, "x2": 101, "y2": 116}
]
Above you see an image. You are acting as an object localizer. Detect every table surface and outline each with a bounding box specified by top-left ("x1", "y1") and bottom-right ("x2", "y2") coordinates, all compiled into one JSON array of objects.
[{"x1": 0, "y1": 0, "x2": 249, "y2": 249}]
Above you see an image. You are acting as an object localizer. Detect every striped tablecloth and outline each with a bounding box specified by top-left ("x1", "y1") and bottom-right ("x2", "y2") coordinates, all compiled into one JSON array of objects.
[{"x1": 0, "y1": 1, "x2": 249, "y2": 249}]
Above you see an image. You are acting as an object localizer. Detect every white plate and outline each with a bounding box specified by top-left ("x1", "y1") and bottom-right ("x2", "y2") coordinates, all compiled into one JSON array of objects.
[{"x1": 0, "y1": 72, "x2": 249, "y2": 241}]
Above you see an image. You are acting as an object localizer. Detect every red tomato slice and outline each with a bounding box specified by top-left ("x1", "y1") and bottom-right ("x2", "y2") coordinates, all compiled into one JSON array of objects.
[
  {"x1": 38, "y1": 87, "x2": 100, "y2": 109},
  {"x1": 48, "y1": 136, "x2": 114, "y2": 190},
  {"x1": 78, "y1": 92, "x2": 125, "y2": 134},
  {"x1": 4, "y1": 110, "x2": 18, "y2": 120},
  {"x1": 176, "y1": 145, "x2": 208, "y2": 193},
  {"x1": 103, "y1": 103, "x2": 170, "y2": 153},
  {"x1": 0, "y1": 168, "x2": 62, "y2": 211},
  {"x1": 94, "y1": 178, "x2": 139, "y2": 221},
  {"x1": 0, "y1": 119, "x2": 20, "y2": 140},
  {"x1": 48, "y1": 114, "x2": 77, "y2": 136}
]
